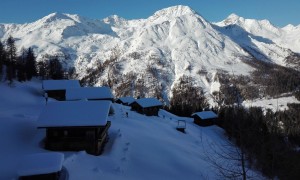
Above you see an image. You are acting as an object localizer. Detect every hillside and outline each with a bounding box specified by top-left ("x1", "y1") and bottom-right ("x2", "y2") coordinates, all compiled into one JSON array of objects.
[
  {"x1": 1, "y1": 5, "x2": 299, "y2": 102},
  {"x1": 215, "y1": 14, "x2": 300, "y2": 69},
  {"x1": 0, "y1": 80, "x2": 264, "y2": 180}
]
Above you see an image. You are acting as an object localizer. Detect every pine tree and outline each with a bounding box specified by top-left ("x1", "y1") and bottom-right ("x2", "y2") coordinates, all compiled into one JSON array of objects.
[
  {"x1": 169, "y1": 75, "x2": 208, "y2": 116},
  {"x1": 0, "y1": 41, "x2": 5, "y2": 78},
  {"x1": 49, "y1": 57, "x2": 63, "y2": 80},
  {"x1": 25, "y1": 47, "x2": 37, "y2": 80},
  {"x1": 16, "y1": 48, "x2": 26, "y2": 82},
  {"x1": 68, "y1": 67, "x2": 76, "y2": 79},
  {"x1": 37, "y1": 60, "x2": 48, "y2": 79},
  {"x1": 6, "y1": 36, "x2": 17, "y2": 83}
]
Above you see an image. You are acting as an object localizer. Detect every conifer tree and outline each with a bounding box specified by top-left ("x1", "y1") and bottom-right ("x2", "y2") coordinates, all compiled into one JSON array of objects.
[
  {"x1": 6, "y1": 36, "x2": 17, "y2": 83},
  {"x1": 16, "y1": 48, "x2": 26, "y2": 82},
  {"x1": 49, "y1": 57, "x2": 63, "y2": 80},
  {"x1": 0, "y1": 41, "x2": 5, "y2": 77},
  {"x1": 25, "y1": 47, "x2": 37, "y2": 80},
  {"x1": 37, "y1": 60, "x2": 48, "y2": 79},
  {"x1": 169, "y1": 75, "x2": 208, "y2": 116}
]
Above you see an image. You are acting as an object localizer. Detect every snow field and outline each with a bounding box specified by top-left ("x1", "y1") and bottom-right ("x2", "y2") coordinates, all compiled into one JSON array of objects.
[
  {"x1": 0, "y1": 79, "x2": 276, "y2": 179},
  {"x1": 242, "y1": 96, "x2": 300, "y2": 112},
  {"x1": 0, "y1": 80, "x2": 246, "y2": 180}
]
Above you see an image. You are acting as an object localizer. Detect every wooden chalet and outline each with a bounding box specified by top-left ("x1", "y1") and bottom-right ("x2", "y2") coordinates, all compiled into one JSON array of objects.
[
  {"x1": 130, "y1": 98, "x2": 163, "y2": 116},
  {"x1": 42, "y1": 80, "x2": 80, "y2": 101},
  {"x1": 115, "y1": 97, "x2": 135, "y2": 106},
  {"x1": 66, "y1": 87, "x2": 114, "y2": 102},
  {"x1": 18, "y1": 152, "x2": 67, "y2": 180},
  {"x1": 37, "y1": 101, "x2": 112, "y2": 156},
  {"x1": 192, "y1": 111, "x2": 218, "y2": 127}
]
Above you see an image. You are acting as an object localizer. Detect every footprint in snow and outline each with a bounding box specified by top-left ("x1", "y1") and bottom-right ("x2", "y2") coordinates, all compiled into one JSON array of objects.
[
  {"x1": 14, "y1": 113, "x2": 25, "y2": 118},
  {"x1": 92, "y1": 167, "x2": 102, "y2": 173},
  {"x1": 123, "y1": 147, "x2": 129, "y2": 152},
  {"x1": 114, "y1": 166, "x2": 124, "y2": 174}
]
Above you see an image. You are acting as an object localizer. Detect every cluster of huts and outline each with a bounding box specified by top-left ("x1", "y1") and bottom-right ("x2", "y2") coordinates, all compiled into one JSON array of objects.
[{"x1": 19, "y1": 79, "x2": 218, "y2": 180}]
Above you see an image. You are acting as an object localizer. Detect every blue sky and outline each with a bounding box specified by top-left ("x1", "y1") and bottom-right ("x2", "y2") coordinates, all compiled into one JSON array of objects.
[{"x1": 0, "y1": 0, "x2": 299, "y2": 27}]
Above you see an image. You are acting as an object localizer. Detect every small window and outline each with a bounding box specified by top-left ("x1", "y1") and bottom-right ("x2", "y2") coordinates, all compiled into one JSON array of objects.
[{"x1": 64, "y1": 130, "x2": 68, "y2": 136}]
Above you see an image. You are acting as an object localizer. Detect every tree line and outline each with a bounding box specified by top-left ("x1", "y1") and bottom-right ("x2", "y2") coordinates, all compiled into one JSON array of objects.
[
  {"x1": 165, "y1": 72, "x2": 300, "y2": 179},
  {"x1": 167, "y1": 75, "x2": 209, "y2": 116},
  {"x1": 217, "y1": 105, "x2": 300, "y2": 179},
  {"x1": 0, "y1": 36, "x2": 67, "y2": 84},
  {"x1": 246, "y1": 58, "x2": 300, "y2": 97},
  {"x1": 0, "y1": 36, "x2": 37, "y2": 83}
]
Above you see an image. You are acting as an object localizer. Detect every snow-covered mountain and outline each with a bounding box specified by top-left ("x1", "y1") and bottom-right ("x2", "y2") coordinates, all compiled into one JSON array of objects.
[
  {"x1": 215, "y1": 14, "x2": 300, "y2": 68},
  {"x1": 0, "y1": 5, "x2": 299, "y2": 100},
  {"x1": 216, "y1": 14, "x2": 300, "y2": 53}
]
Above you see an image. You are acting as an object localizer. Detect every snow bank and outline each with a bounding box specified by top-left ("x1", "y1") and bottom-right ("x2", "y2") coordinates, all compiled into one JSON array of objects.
[{"x1": 18, "y1": 152, "x2": 64, "y2": 176}]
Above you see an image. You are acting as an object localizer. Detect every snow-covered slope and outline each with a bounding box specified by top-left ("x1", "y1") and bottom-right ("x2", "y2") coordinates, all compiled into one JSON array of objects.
[
  {"x1": 215, "y1": 14, "x2": 300, "y2": 66},
  {"x1": 219, "y1": 14, "x2": 300, "y2": 53},
  {"x1": 243, "y1": 96, "x2": 300, "y2": 112},
  {"x1": 0, "y1": 81, "x2": 262, "y2": 180},
  {"x1": 0, "y1": 5, "x2": 299, "y2": 100}
]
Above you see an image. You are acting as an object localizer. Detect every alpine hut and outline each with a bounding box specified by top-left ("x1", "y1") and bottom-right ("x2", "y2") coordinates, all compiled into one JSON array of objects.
[
  {"x1": 37, "y1": 101, "x2": 112, "y2": 155},
  {"x1": 66, "y1": 87, "x2": 114, "y2": 102},
  {"x1": 115, "y1": 97, "x2": 135, "y2": 106},
  {"x1": 192, "y1": 111, "x2": 218, "y2": 127},
  {"x1": 42, "y1": 80, "x2": 80, "y2": 101},
  {"x1": 129, "y1": 98, "x2": 163, "y2": 116}
]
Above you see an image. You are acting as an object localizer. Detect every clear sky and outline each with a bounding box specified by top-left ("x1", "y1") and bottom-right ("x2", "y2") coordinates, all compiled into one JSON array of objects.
[{"x1": 0, "y1": 0, "x2": 299, "y2": 27}]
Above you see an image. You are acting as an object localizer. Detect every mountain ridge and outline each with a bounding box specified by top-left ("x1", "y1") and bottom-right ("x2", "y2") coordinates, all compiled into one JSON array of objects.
[{"x1": 0, "y1": 5, "x2": 299, "y2": 102}]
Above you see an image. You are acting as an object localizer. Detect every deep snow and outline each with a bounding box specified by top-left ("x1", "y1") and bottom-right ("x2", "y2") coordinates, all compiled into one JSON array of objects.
[
  {"x1": 0, "y1": 80, "x2": 264, "y2": 180},
  {"x1": 242, "y1": 96, "x2": 300, "y2": 112}
]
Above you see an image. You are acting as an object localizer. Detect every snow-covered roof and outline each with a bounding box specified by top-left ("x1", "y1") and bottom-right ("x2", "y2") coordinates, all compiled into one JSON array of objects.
[
  {"x1": 37, "y1": 100, "x2": 112, "y2": 128},
  {"x1": 66, "y1": 87, "x2": 114, "y2": 101},
  {"x1": 132, "y1": 98, "x2": 163, "y2": 108},
  {"x1": 18, "y1": 152, "x2": 64, "y2": 176},
  {"x1": 42, "y1": 80, "x2": 80, "y2": 91},
  {"x1": 192, "y1": 111, "x2": 218, "y2": 120},
  {"x1": 117, "y1": 97, "x2": 135, "y2": 104}
]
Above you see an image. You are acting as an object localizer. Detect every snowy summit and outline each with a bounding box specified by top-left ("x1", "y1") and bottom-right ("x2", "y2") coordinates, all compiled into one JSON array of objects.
[{"x1": 0, "y1": 5, "x2": 299, "y2": 101}]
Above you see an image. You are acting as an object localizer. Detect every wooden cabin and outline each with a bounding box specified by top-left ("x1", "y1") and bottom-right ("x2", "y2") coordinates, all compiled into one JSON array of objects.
[
  {"x1": 66, "y1": 87, "x2": 114, "y2": 102},
  {"x1": 42, "y1": 80, "x2": 80, "y2": 101},
  {"x1": 115, "y1": 97, "x2": 135, "y2": 106},
  {"x1": 192, "y1": 111, "x2": 218, "y2": 127},
  {"x1": 37, "y1": 101, "x2": 112, "y2": 156},
  {"x1": 18, "y1": 152, "x2": 67, "y2": 180},
  {"x1": 130, "y1": 98, "x2": 163, "y2": 116}
]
